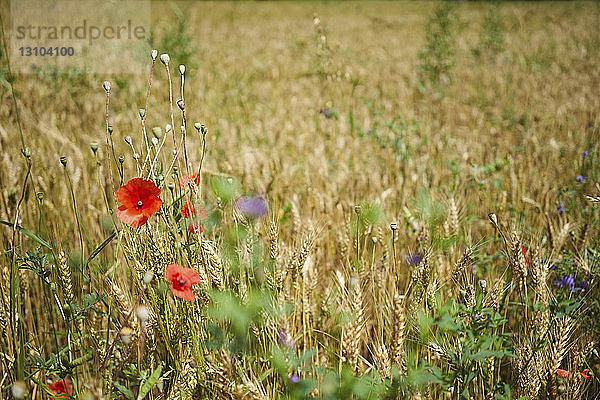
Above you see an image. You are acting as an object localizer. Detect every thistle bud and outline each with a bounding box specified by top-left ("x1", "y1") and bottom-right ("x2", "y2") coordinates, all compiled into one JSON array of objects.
[
  {"x1": 120, "y1": 326, "x2": 134, "y2": 345},
  {"x1": 176, "y1": 99, "x2": 185, "y2": 111},
  {"x1": 90, "y1": 142, "x2": 99, "y2": 154},
  {"x1": 150, "y1": 49, "x2": 158, "y2": 60},
  {"x1": 11, "y1": 381, "x2": 27, "y2": 400},
  {"x1": 60, "y1": 156, "x2": 67, "y2": 166},
  {"x1": 159, "y1": 53, "x2": 170, "y2": 65},
  {"x1": 138, "y1": 109, "x2": 145, "y2": 119},
  {"x1": 179, "y1": 64, "x2": 186, "y2": 75},
  {"x1": 103, "y1": 81, "x2": 111, "y2": 92},
  {"x1": 124, "y1": 136, "x2": 132, "y2": 145}
]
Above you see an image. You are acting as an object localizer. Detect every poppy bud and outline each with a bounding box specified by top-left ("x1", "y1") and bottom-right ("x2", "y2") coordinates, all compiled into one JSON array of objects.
[
  {"x1": 165, "y1": 124, "x2": 172, "y2": 133},
  {"x1": 167, "y1": 183, "x2": 175, "y2": 192},
  {"x1": 11, "y1": 381, "x2": 27, "y2": 399},
  {"x1": 354, "y1": 205, "x2": 360, "y2": 214},
  {"x1": 133, "y1": 153, "x2": 140, "y2": 160},
  {"x1": 125, "y1": 136, "x2": 132, "y2": 145},
  {"x1": 479, "y1": 280, "x2": 487, "y2": 289},
  {"x1": 152, "y1": 127, "x2": 162, "y2": 139},
  {"x1": 150, "y1": 49, "x2": 158, "y2": 60},
  {"x1": 118, "y1": 156, "x2": 124, "y2": 164},
  {"x1": 177, "y1": 99, "x2": 185, "y2": 111},
  {"x1": 60, "y1": 156, "x2": 67, "y2": 167},
  {"x1": 201, "y1": 125, "x2": 207, "y2": 135},
  {"x1": 37, "y1": 192, "x2": 44, "y2": 201},
  {"x1": 138, "y1": 109, "x2": 145, "y2": 119},
  {"x1": 108, "y1": 126, "x2": 114, "y2": 135},
  {"x1": 151, "y1": 137, "x2": 159, "y2": 146},
  {"x1": 22, "y1": 147, "x2": 31, "y2": 158},
  {"x1": 159, "y1": 53, "x2": 170, "y2": 65},
  {"x1": 90, "y1": 142, "x2": 99, "y2": 154},
  {"x1": 390, "y1": 223, "x2": 397, "y2": 231},
  {"x1": 62, "y1": 304, "x2": 71, "y2": 318},
  {"x1": 179, "y1": 64, "x2": 185, "y2": 75},
  {"x1": 120, "y1": 326, "x2": 134, "y2": 345},
  {"x1": 143, "y1": 270, "x2": 154, "y2": 285},
  {"x1": 194, "y1": 122, "x2": 202, "y2": 131},
  {"x1": 103, "y1": 81, "x2": 111, "y2": 92},
  {"x1": 135, "y1": 305, "x2": 150, "y2": 324}
]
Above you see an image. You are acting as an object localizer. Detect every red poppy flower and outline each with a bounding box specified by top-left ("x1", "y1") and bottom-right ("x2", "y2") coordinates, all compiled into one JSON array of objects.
[
  {"x1": 188, "y1": 222, "x2": 203, "y2": 234},
  {"x1": 116, "y1": 178, "x2": 162, "y2": 228},
  {"x1": 178, "y1": 172, "x2": 201, "y2": 187},
  {"x1": 580, "y1": 369, "x2": 591, "y2": 381},
  {"x1": 48, "y1": 380, "x2": 72, "y2": 399},
  {"x1": 180, "y1": 202, "x2": 208, "y2": 220},
  {"x1": 556, "y1": 369, "x2": 573, "y2": 379},
  {"x1": 165, "y1": 264, "x2": 202, "y2": 301}
]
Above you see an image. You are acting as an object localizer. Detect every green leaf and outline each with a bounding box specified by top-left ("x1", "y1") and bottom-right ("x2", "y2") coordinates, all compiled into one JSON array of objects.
[
  {"x1": 114, "y1": 382, "x2": 134, "y2": 400},
  {"x1": 85, "y1": 231, "x2": 116, "y2": 266},
  {"x1": 137, "y1": 364, "x2": 163, "y2": 400},
  {"x1": 0, "y1": 220, "x2": 52, "y2": 249}
]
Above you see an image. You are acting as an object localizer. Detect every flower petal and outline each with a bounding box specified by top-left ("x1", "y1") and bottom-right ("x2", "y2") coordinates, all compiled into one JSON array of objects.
[
  {"x1": 141, "y1": 195, "x2": 163, "y2": 218},
  {"x1": 116, "y1": 205, "x2": 148, "y2": 228},
  {"x1": 181, "y1": 267, "x2": 202, "y2": 285},
  {"x1": 165, "y1": 264, "x2": 181, "y2": 283},
  {"x1": 169, "y1": 283, "x2": 196, "y2": 301}
]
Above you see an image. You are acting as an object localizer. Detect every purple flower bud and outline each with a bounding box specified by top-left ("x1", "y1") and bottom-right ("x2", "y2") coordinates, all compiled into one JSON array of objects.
[
  {"x1": 405, "y1": 252, "x2": 423, "y2": 266},
  {"x1": 576, "y1": 175, "x2": 585, "y2": 183},
  {"x1": 235, "y1": 196, "x2": 268, "y2": 218},
  {"x1": 582, "y1": 151, "x2": 589, "y2": 159},
  {"x1": 557, "y1": 205, "x2": 565, "y2": 214}
]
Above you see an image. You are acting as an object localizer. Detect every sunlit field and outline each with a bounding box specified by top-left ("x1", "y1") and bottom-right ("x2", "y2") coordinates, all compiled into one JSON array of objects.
[{"x1": 1, "y1": 2, "x2": 599, "y2": 399}]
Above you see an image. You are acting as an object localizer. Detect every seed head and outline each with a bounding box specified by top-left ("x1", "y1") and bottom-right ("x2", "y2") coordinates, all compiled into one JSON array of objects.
[
  {"x1": 177, "y1": 99, "x2": 185, "y2": 111},
  {"x1": 90, "y1": 142, "x2": 99, "y2": 154},
  {"x1": 179, "y1": 64, "x2": 186, "y2": 75},
  {"x1": 150, "y1": 49, "x2": 158, "y2": 60},
  {"x1": 151, "y1": 137, "x2": 159, "y2": 146},
  {"x1": 103, "y1": 81, "x2": 111, "y2": 92},
  {"x1": 124, "y1": 136, "x2": 132, "y2": 145},
  {"x1": 138, "y1": 109, "x2": 145, "y2": 119},
  {"x1": 152, "y1": 127, "x2": 162, "y2": 139},
  {"x1": 165, "y1": 124, "x2": 172, "y2": 133},
  {"x1": 159, "y1": 53, "x2": 170, "y2": 65}
]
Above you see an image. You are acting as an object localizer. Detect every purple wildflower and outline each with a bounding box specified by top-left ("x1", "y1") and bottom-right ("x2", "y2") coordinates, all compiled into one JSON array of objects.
[
  {"x1": 549, "y1": 264, "x2": 557, "y2": 270},
  {"x1": 277, "y1": 328, "x2": 294, "y2": 349},
  {"x1": 557, "y1": 204, "x2": 565, "y2": 214},
  {"x1": 235, "y1": 196, "x2": 268, "y2": 218},
  {"x1": 576, "y1": 175, "x2": 585, "y2": 183},
  {"x1": 319, "y1": 108, "x2": 332, "y2": 119},
  {"x1": 587, "y1": 121, "x2": 593, "y2": 128},
  {"x1": 582, "y1": 151, "x2": 589, "y2": 160},
  {"x1": 555, "y1": 274, "x2": 576, "y2": 292},
  {"x1": 289, "y1": 374, "x2": 300, "y2": 384},
  {"x1": 406, "y1": 252, "x2": 424, "y2": 266},
  {"x1": 578, "y1": 280, "x2": 588, "y2": 291}
]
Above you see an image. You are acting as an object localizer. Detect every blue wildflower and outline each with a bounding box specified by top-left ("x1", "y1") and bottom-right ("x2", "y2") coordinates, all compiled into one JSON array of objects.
[
  {"x1": 582, "y1": 151, "x2": 588, "y2": 160},
  {"x1": 576, "y1": 175, "x2": 585, "y2": 183},
  {"x1": 289, "y1": 374, "x2": 300, "y2": 384},
  {"x1": 557, "y1": 204, "x2": 565, "y2": 214}
]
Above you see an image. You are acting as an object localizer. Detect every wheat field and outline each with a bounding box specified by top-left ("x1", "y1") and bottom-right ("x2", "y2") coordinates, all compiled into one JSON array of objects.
[{"x1": 0, "y1": 2, "x2": 599, "y2": 399}]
